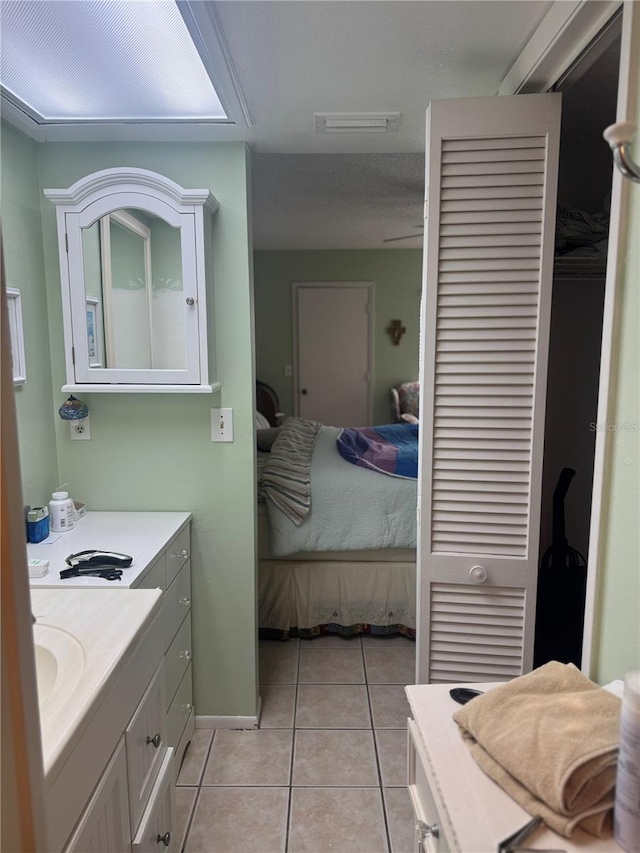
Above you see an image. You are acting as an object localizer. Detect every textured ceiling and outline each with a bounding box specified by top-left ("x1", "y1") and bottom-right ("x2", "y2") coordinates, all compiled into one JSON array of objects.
[
  {"x1": 252, "y1": 153, "x2": 425, "y2": 249},
  {"x1": 218, "y1": 0, "x2": 553, "y2": 155},
  {"x1": 236, "y1": 0, "x2": 553, "y2": 249}
]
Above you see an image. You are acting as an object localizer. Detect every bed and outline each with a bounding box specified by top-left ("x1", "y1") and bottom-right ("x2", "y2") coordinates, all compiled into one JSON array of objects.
[{"x1": 257, "y1": 412, "x2": 417, "y2": 640}]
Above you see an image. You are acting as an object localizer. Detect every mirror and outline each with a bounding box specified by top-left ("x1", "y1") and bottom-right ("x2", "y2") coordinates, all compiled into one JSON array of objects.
[
  {"x1": 81, "y1": 209, "x2": 185, "y2": 371},
  {"x1": 45, "y1": 166, "x2": 219, "y2": 390}
]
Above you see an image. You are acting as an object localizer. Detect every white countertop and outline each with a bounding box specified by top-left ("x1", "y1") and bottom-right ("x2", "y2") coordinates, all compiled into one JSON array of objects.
[
  {"x1": 28, "y1": 511, "x2": 191, "y2": 588},
  {"x1": 31, "y1": 587, "x2": 163, "y2": 780},
  {"x1": 406, "y1": 682, "x2": 621, "y2": 852}
]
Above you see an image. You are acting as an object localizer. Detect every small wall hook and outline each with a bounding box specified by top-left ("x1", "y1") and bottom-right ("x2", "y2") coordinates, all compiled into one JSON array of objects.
[
  {"x1": 603, "y1": 121, "x2": 640, "y2": 183},
  {"x1": 386, "y1": 319, "x2": 406, "y2": 346}
]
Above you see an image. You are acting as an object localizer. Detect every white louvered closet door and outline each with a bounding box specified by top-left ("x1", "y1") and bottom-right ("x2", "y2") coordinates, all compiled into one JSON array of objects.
[{"x1": 416, "y1": 94, "x2": 561, "y2": 685}]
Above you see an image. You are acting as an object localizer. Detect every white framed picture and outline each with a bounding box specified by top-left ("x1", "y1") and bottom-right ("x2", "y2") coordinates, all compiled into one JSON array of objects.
[
  {"x1": 86, "y1": 297, "x2": 104, "y2": 367},
  {"x1": 6, "y1": 288, "x2": 26, "y2": 385}
]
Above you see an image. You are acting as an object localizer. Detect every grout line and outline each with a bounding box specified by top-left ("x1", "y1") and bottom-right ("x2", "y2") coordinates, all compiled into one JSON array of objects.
[
  {"x1": 180, "y1": 785, "x2": 202, "y2": 853},
  {"x1": 363, "y1": 639, "x2": 393, "y2": 853}
]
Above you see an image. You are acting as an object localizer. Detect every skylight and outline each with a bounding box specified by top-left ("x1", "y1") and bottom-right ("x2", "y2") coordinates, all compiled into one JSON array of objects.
[{"x1": 0, "y1": 0, "x2": 229, "y2": 123}]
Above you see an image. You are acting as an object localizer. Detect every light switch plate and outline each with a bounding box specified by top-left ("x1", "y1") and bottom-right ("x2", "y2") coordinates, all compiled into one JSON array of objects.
[{"x1": 211, "y1": 408, "x2": 234, "y2": 442}]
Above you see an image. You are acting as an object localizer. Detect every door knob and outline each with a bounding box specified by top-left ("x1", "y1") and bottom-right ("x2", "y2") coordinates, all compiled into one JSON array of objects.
[
  {"x1": 301, "y1": 389, "x2": 308, "y2": 395},
  {"x1": 470, "y1": 565, "x2": 488, "y2": 584},
  {"x1": 146, "y1": 733, "x2": 161, "y2": 748}
]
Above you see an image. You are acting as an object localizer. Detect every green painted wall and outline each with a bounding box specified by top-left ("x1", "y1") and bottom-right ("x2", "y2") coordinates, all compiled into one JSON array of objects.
[
  {"x1": 592, "y1": 90, "x2": 640, "y2": 683},
  {"x1": 1, "y1": 122, "x2": 59, "y2": 509},
  {"x1": 33, "y1": 141, "x2": 257, "y2": 717},
  {"x1": 253, "y1": 250, "x2": 422, "y2": 425}
]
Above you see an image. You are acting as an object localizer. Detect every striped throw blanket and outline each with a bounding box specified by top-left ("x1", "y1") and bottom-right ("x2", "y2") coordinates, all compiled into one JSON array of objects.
[
  {"x1": 262, "y1": 418, "x2": 321, "y2": 525},
  {"x1": 337, "y1": 423, "x2": 419, "y2": 479}
]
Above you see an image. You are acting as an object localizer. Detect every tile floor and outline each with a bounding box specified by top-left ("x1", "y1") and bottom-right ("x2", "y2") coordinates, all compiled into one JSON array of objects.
[{"x1": 174, "y1": 634, "x2": 416, "y2": 853}]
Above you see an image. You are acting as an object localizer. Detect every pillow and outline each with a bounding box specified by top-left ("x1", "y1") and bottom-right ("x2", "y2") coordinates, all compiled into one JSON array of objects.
[
  {"x1": 401, "y1": 412, "x2": 419, "y2": 425},
  {"x1": 255, "y1": 411, "x2": 270, "y2": 430},
  {"x1": 257, "y1": 427, "x2": 280, "y2": 452}
]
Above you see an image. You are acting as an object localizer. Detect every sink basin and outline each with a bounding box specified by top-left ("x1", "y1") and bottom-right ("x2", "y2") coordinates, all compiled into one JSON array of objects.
[{"x1": 33, "y1": 623, "x2": 85, "y2": 716}]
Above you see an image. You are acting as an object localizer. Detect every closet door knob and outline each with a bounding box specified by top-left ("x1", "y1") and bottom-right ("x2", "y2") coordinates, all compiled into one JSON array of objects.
[
  {"x1": 301, "y1": 388, "x2": 308, "y2": 395},
  {"x1": 182, "y1": 702, "x2": 193, "y2": 713},
  {"x1": 185, "y1": 297, "x2": 195, "y2": 306},
  {"x1": 469, "y1": 565, "x2": 488, "y2": 584},
  {"x1": 179, "y1": 650, "x2": 192, "y2": 660},
  {"x1": 157, "y1": 831, "x2": 171, "y2": 847},
  {"x1": 178, "y1": 596, "x2": 191, "y2": 607},
  {"x1": 178, "y1": 549, "x2": 189, "y2": 558},
  {"x1": 146, "y1": 733, "x2": 161, "y2": 748}
]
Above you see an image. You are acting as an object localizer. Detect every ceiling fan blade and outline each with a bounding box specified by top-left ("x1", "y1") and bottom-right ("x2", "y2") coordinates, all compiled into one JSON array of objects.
[{"x1": 382, "y1": 233, "x2": 424, "y2": 243}]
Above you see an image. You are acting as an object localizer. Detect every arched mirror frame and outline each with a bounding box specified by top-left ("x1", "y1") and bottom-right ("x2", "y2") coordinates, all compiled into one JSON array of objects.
[{"x1": 45, "y1": 167, "x2": 219, "y2": 392}]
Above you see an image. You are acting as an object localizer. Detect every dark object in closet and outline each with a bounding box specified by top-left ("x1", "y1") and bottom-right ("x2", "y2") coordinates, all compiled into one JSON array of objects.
[
  {"x1": 256, "y1": 380, "x2": 281, "y2": 427},
  {"x1": 534, "y1": 467, "x2": 588, "y2": 668}
]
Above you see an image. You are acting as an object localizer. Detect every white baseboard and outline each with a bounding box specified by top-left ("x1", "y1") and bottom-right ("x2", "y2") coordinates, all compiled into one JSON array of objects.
[{"x1": 196, "y1": 696, "x2": 263, "y2": 730}]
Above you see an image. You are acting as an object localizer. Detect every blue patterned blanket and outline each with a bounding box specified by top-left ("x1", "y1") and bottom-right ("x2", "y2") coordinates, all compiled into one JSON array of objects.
[{"x1": 336, "y1": 423, "x2": 418, "y2": 479}]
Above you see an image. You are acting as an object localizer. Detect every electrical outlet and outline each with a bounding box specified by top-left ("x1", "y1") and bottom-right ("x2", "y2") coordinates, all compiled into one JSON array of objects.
[
  {"x1": 211, "y1": 408, "x2": 234, "y2": 442},
  {"x1": 70, "y1": 416, "x2": 91, "y2": 440}
]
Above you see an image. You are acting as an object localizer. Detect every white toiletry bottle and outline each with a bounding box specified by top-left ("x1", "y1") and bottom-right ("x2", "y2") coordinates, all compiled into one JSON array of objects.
[
  {"x1": 614, "y1": 671, "x2": 640, "y2": 852},
  {"x1": 49, "y1": 491, "x2": 75, "y2": 533}
]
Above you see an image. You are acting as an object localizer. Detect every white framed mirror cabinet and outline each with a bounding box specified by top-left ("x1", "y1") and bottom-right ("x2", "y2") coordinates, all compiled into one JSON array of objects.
[{"x1": 45, "y1": 167, "x2": 219, "y2": 392}]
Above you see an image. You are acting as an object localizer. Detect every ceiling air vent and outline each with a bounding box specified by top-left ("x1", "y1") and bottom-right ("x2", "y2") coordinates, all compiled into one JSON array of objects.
[{"x1": 314, "y1": 112, "x2": 401, "y2": 134}]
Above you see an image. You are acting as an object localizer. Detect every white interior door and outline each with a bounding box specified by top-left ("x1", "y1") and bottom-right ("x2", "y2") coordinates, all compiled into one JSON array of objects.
[
  {"x1": 294, "y1": 282, "x2": 373, "y2": 426},
  {"x1": 417, "y1": 93, "x2": 561, "y2": 684}
]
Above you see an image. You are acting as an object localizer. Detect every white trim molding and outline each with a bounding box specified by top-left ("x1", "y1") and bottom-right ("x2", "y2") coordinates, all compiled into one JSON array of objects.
[
  {"x1": 6, "y1": 288, "x2": 26, "y2": 385},
  {"x1": 498, "y1": 0, "x2": 622, "y2": 94},
  {"x1": 195, "y1": 698, "x2": 262, "y2": 731},
  {"x1": 44, "y1": 167, "x2": 218, "y2": 213}
]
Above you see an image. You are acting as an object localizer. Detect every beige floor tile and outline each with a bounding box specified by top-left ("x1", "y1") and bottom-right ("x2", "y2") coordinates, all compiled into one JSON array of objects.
[
  {"x1": 260, "y1": 643, "x2": 300, "y2": 684},
  {"x1": 369, "y1": 685, "x2": 411, "y2": 729},
  {"x1": 260, "y1": 684, "x2": 296, "y2": 728},
  {"x1": 364, "y1": 645, "x2": 415, "y2": 684},
  {"x1": 375, "y1": 730, "x2": 408, "y2": 787},
  {"x1": 176, "y1": 730, "x2": 214, "y2": 786},
  {"x1": 185, "y1": 787, "x2": 288, "y2": 853},
  {"x1": 288, "y1": 788, "x2": 388, "y2": 853},
  {"x1": 300, "y1": 634, "x2": 362, "y2": 648},
  {"x1": 383, "y1": 787, "x2": 415, "y2": 853},
  {"x1": 292, "y1": 729, "x2": 379, "y2": 787},
  {"x1": 295, "y1": 684, "x2": 371, "y2": 728},
  {"x1": 298, "y1": 647, "x2": 365, "y2": 683},
  {"x1": 361, "y1": 635, "x2": 415, "y2": 648},
  {"x1": 174, "y1": 787, "x2": 197, "y2": 852},
  {"x1": 202, "y1": 729, "x2": 293, "y2": 786}
]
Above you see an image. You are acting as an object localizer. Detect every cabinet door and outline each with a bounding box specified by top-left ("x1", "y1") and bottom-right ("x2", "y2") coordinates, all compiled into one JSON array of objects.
[
  {"x1": 417, "y1": 94, "x2": 561, "y2": 684},
  {"x1": 64, "y1": 738, "x2": 131, "y2": 853},
  {"x1": 132, "y1": 749, "x2": 176, "y2": 853},
  {"x1": 126, "y1": 663, "x2": 167, "y2": 836}
]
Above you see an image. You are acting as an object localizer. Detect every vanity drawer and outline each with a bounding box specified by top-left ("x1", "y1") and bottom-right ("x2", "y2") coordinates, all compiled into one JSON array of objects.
[
  {"x1": 163, "y1": 561, "x2": 191, "y2": 648},
  {"x1": 63, "y1": 738, "x2": 131, "y2": 853},
  {"x1": 165, "y1": 526, "x2": 191, "y2": 587},
  {"x1": 167, "y1": 664, "x2": 193, "y2": 749},
  {"x1": 135, "y1": 554, "x2": 166, "y2": 593},
  {"x1": 165, "y1": 612, "x2": 192, "y2": 708},
  {"x1": 408, "y1": 718, "x2": 451, "y2": 853},
  {"x1": 126, "y1": 662, "x2": 167, "y2": 836},
  {"x1": 131, "y1": 748, "x2": 176, "y2": 853}
]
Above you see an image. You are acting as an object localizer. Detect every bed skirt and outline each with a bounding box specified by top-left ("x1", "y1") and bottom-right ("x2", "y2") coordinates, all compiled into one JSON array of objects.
[{"x1": 258, "y1": 559, "x2": 416, "y2": 640}]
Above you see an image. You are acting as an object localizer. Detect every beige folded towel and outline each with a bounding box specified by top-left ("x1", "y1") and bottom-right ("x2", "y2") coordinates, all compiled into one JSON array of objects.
[{"x1": 453, "y1": 661, "x2": 621, "y2": 838}]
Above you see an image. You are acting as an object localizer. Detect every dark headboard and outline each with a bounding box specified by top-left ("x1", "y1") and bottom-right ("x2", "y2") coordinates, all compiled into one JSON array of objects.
[{"x1": 256, "y1": 381, "x2": 280, "y2": 427}]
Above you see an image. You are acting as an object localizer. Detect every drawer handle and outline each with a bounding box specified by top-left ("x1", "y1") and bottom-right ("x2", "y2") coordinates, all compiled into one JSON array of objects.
[
  {"x1": 157, "y1": 831, "x2": 171, "y2": 847},
  {"x1": 182, "y1": 702, "x2": 193, "y2": 713},
  {"x1": 146, "y1": 733, "x2": 162, "y2": 749},
  {"x1": 179, "y1": 649, "x2": 192, "y2": 660},
  {"x1": 178, "y1": 597, "x2": 191, "y2": 607},
  {"x1": 416, "y1": 821, "x2": 439, "y2": 843}
]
